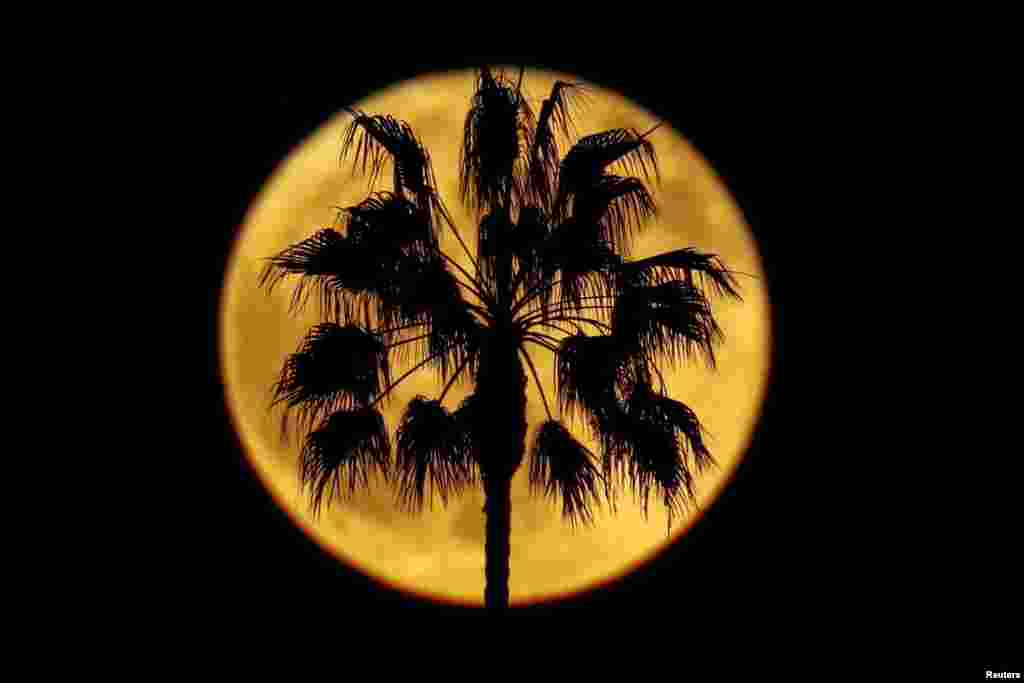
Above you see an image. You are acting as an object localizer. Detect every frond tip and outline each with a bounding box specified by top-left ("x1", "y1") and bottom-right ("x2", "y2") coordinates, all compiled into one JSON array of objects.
[
  {"x1": 341, "y1": 109, "x2": 437, "y2": 216},
  {"x1": 618, "y1": 248, "x2": 742, "y2": 300},
  {"x1": 395, "y1": 396, "x2": 477, "y2": 511},
  {"x1": 460, "y1": 67, "x2": 533, "y2": 212},
  {"x1": 528, "y1": 80, "x2": 588, "y2": 208},
  {"x1": 258, "y1": 228, "x2": 364, "y2": 319},
  {"x1": 529, "y1": 420, "x2": 603, "y2": 527},
  {"x1": 299, "y1": 407, "x2": 391, "y2": 517},
  {"x1": 554, "y1": 127, "x2": 660, "y2": 221}
]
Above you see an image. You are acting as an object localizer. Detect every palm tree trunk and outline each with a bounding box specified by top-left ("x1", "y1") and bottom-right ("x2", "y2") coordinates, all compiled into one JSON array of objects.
[
  {"x1": 484, "y1": 473, "x2": 512, "y2": 612},
  {"x1": 477, "y1": 331, "x2": 528, "y2": 613},
  {"x1": 479, "y1": 203, "x2": 526, "y2": 613}
]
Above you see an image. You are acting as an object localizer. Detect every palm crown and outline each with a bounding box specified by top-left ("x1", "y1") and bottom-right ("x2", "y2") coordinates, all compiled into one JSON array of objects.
[{"x1": 259, "y1": 67, "x2": 742, "y2": 610}]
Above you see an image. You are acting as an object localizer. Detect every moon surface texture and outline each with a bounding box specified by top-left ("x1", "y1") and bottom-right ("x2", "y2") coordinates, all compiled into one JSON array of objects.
[{"x1": 220, "y1": 68, "x2": 771, "y2": 606}]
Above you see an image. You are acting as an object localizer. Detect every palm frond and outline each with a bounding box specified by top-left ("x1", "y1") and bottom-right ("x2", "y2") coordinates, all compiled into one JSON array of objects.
[
  {"x1": 608, "y1": 407, "x2": 694, "y2": 529},
  {"x1": 618, "y1": 248, "x2": 742, "y2": 300},
  {"x1": 556, "y1": 334, "x2": 630, "y2": 429},
  {"x1": 431, "y1": 304, "x2": 484, "y2": 383},
  {"x1": 299, "y1": 407, "x2": 391, "y2": 517},
  {"x1": 395, "y1": 396, "x2": 476, "y2": 511},
  {"x1": 540, "y1": 227, "x2": 621, "y2": 311},
  {"x1": 460, "y1": 67, "x2": 532, "y2": 212},
  {"x1": 342, "y1": 191, "x2": 436, "y2": 255},
  {"x1": 553, "y1": 127, "x2": 660, "y2": 221},
  {"x1": 476, "y1": 210, "x2": 512, "y2": 288},
  {"x1": 572, "y1": 175, "x2": 656, "y2": 257},
  {"x1": 600, "y1": 379, "x2": 713, "y2": 528},
  {"x1": 272, "y1": 323, "x2": 390, "y2": 439},
  {"x1": 341, "y1": 109, "x2": 438, "y2": 218},
  {"x1": 529, "y1": 420, "x2": 602, "y2": 527},
  {"x1": 379, "y1": 255, "x2": 484, "y2": 381},
  {"x1": 259, "y1": 228, "x2": 375, "y2": 321},
  {"x1": 527, "y1": 81, "x2": 587, "y2": 210},
  {"x1": 259, "y1": 220, "x2": 469, "y2": 333},
  {"x1": 509, "y1": 206, "x2": 551, "y2": 296},
  {"x1": 611, "y1": 281, "x2": 723, "y2": 369},
  {"x1": 626, "y1": 380, "x2": 714, "y2": 472}
]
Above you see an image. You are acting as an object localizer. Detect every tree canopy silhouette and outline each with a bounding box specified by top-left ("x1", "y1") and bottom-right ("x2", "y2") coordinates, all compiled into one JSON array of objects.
[{"x1": 259, "y1": 67, "x2": 742, "y2": 612}]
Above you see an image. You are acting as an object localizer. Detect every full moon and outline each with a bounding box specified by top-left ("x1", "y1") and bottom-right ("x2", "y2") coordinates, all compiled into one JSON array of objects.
[{"x1": 219, "y1": 67, "x2": 772, "y2": 606}]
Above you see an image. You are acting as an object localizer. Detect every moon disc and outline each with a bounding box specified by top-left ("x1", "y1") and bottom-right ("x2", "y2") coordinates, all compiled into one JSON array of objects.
[{"x1": 219, "y1": 68, "x2": 772, "y2": 606}]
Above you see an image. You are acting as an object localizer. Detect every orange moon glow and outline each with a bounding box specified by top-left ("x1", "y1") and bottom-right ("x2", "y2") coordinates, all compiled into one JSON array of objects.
[{"x1": 219, "y1": 68, "x2": 772, "y2": 607}]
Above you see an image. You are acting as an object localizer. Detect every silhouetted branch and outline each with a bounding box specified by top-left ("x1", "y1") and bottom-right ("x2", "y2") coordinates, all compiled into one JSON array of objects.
[
  {"x1": 438, "y1": 356, "x2": 471, "y2": 404},
  {"x1": 519, "y1": 304, "x2": 613, "y2": 326},
  {"x1": 385, "y1": 333, "x2": 431, "y2": 350},
  {"x1": 433, "y1": 196, "x2": 483, "y2": 277},
  {"x1": 522, "y1": 335, "x2": 559, "y2": 354},
  {"x1": 367, "y1": 349, "x2": 448, "y2": 409},
  {"x1": 530, "y1": 316, "x2": 612, "y2": 333},
  {"x1": 511, "y1": 278, "x2": 563, "y2": 316},
  {"x1": 527, "y1": 320, "x2": 579, "y2": 336}
]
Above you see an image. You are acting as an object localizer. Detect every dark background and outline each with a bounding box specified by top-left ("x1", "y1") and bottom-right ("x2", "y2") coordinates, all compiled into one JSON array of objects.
[{"x1": 185, "y1": 52, "x2": 1016, "y2": 660}]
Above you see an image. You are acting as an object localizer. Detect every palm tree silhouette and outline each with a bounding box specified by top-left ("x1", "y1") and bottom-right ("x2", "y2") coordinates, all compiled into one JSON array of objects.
[{"x1": 259, "y1": 66, "x2": 742, "y2": 613}]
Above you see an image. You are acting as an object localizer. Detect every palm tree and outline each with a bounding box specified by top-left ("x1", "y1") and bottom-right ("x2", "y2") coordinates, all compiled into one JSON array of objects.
[{"x1": 259, "y1": 66, "x2": 742, "y2": 613}]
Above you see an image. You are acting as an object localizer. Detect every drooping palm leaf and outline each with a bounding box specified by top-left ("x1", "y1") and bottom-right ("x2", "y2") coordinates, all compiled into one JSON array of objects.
[
  {"x1": 395, "y1": 396, "x2": 476, "y2": 511},
  {"x1": 556, "y1": 334, "x2": 630, "y2": 429},
  {"x1": 539, "y1": 226, "x2": 621, "y2": 312},
  {"x1": 611, "y1": 281, "x2": 723, "y2": 369},
  {"x1": 272, "y1": 323, "x2": 391, "y2": 438},
  {"x1": 626, "y1": 380, "x2": 714, "y2": 473},
  {"x1": 299, "y1": 407, "x2": 391, "y2": 517},
  {"x1": 259, "y1": 228, "x2": 376, "y2": 321},
  {"x1": 529, "y1": 420, "x2": 602, "y2": 526},
  {"x1": 341, "y1": 109, "x2": 439, "y2": 219},
  {"x1": 460, "y1": 67, "x2": 533, "y2": 213},
  {"x1": 603, "y1": 379, "x2": 713, "y2": 528},
  {"x1": 613, "y1": 409, "x2": 694, "y2": 530},
  {"x1": 553, "y1": 127, "x2": 660, "y2": 221},
  {"x1": 571, "y1": 175, "x2": 656, "y2": 257},
  {"x1": 527, "y1": 81, "x2": 587, "y2": 210},
  {"x1": 618, "y1": 248, "x2": 742, "y2": 300},
  {"x1": 595, "y1": 400, "x2": 692, "y2": 529}
]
